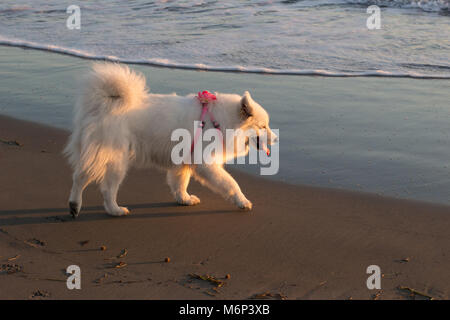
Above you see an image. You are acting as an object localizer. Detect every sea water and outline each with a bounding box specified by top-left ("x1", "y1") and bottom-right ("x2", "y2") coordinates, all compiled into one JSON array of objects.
[{"x1": 0, "y1": 0, "x2": 448, "y2": 77}]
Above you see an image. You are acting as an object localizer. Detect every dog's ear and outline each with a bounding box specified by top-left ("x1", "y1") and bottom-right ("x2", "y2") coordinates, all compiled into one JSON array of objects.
[{"x1": 240, "y1": 91, "x2": 253, "y2": 119}]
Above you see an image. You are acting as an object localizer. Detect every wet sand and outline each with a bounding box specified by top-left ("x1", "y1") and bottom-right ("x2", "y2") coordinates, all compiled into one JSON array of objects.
[{"x1": 1, "y1": 114, "x2": 449, "y2": 299}]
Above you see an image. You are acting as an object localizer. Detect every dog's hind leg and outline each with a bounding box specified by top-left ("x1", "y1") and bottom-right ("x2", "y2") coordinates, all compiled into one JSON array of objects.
[
  {"x1": 100, "y1": 159, "x2": 129, "y2": 217},
  {"x1": 193, "y1": 164, "x2": 252, "y2": 211},
  {"x1": 167, "y1": 166, "x2": 200, "y2": 206},
  {"x1": 69, "y1": 169, "x2": 92, "y2": 218}
]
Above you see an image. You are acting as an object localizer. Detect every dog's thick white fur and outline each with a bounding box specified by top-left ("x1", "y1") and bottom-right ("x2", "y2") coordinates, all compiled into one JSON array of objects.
[{"x1": 64, "y1": 63, "x2": 277, "y2": 217}]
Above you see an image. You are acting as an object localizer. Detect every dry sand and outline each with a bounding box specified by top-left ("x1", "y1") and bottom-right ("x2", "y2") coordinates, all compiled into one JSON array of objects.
[{"x1": 0, "y1": 114, "x2": 449, "y2": 300}]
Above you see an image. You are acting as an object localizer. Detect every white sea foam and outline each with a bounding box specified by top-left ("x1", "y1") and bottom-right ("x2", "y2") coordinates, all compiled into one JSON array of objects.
[
  {"x1": 344, "y1": 0, "x2": 449, "y2": 12},
  {"x1": 1, "y1": 36, "x2": 449, "y2": 79}
]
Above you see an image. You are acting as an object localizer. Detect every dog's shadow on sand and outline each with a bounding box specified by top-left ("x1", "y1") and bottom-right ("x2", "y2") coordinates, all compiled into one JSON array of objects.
[{"x1": 0, "y1": 202, "x2": 237, "y2": 227}]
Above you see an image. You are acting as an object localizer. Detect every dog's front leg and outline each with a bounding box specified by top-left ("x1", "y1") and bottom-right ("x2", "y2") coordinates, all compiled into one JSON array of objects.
[{"x1": 194, "y1": 164, "x2": 252, "y2": 210}]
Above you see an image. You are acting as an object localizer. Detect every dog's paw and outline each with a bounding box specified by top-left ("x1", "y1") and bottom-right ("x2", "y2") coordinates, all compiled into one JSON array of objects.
[
  {"x1": 107, "y1": 206, "x2": 130, "y2": 217},
  {"x1": 178, "y1": 194, "x2": 201, "y2": 206},
  {"x1": 237, "y1": 199, "x2": 253, "y2": 211},
  {"x1": 69, "y1": 201, "x2": 80, "y2": 218}
]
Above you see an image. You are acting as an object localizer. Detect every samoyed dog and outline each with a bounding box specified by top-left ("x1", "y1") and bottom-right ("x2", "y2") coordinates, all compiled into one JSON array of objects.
[{"x1": 64, "y1": 63, "x2": 277, "y2": 217}]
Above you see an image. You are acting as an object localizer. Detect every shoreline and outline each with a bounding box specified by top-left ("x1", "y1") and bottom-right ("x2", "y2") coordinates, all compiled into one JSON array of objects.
[
  {"x1": 1, "y1": 114, "x2": 449, "y2": 299},
  {"x1": 1, "y1": 41, "x2": 449, "y2": 79}
]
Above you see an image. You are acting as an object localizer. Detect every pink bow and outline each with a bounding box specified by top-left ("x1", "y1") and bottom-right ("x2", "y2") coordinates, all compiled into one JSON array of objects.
[{"x1": 197, "y1": 91, "x2": 217, "y2": 104}]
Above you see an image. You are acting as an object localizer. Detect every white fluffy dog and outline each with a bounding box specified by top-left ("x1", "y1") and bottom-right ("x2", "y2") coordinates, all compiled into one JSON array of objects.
[{"x1": 64, "y1": 63, "x2": 277, "y2": 217}]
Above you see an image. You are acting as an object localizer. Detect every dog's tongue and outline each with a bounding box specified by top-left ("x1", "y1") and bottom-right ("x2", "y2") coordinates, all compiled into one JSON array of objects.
[{"x1": 261, "y1": 140, "x2": 270, "y2": 156}]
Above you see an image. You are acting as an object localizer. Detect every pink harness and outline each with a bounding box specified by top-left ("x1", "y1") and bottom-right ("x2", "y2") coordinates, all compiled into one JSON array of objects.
[{"x1": 191, "y1": 91, "x2": 222, "y2": 153}]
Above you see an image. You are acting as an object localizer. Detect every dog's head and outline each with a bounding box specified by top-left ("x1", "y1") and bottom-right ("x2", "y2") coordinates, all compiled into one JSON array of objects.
[
  {"x1": 212, "y1": 91, "x2": 277, "y2": 160},
  {"x1": 238, "y1": 91, "x2": 278, "y2": 155}
]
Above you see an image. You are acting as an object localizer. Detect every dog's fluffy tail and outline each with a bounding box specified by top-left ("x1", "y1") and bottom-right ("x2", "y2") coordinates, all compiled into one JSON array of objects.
[
  {"x1": 64, "y1": 63, "x2": 147, "y2": 182},
  {"x1": 84, "y1": 62, "x2": 148, "y2": 115}
]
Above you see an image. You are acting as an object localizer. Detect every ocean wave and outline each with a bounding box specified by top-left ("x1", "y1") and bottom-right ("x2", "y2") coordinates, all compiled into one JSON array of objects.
[
  {"x1": 280, "y1": 0, "x2": 449, "y2": 12},
  {"x1": 1, "y1": 36, "x2": 449, "y2": 79},
  {"x1": 343, "y1": 0, "x2": 449, "y2": 12}
]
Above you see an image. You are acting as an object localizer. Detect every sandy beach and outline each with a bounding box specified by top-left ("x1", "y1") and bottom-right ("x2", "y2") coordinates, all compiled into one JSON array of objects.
[{"x1": 1, "y1": 114, "x2": 449, "y2": 300}]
